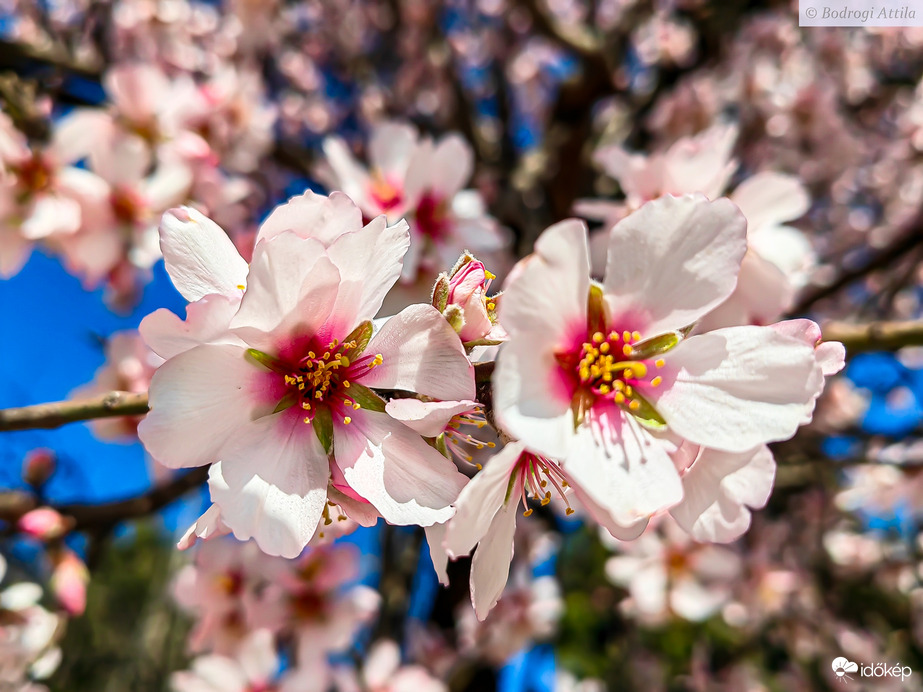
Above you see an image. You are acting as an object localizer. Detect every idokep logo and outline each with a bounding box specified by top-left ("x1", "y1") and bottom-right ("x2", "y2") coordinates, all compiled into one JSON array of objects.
[
  {"x1": 831, "y1": 656, "x2": 913, "y2": 684},
  {"x1": 832, "y1": 657, "x2": 858, "y2": 683}
]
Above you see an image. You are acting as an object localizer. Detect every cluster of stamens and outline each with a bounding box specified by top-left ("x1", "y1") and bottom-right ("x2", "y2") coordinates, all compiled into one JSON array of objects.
[
  {"x1": 576, "y1": 330, "x2": 664, "y2": 412},
  {"x1": 283, "y1": 337, "x2": 383, "y2": 425},
  {"x1": 514, "y1": 453, "x2": 574, "y2": 518},
  {"x1": 444, "y1": 407, "x2": 496, "y2": 468}
]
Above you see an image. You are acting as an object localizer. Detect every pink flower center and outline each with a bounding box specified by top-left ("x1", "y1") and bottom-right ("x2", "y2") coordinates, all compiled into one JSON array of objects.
[
  {"x1": 110, "y1": 186, "x2": 148, "y2": 225},
  {"x1": 572, "y1": 330, "x2": 665, "y2": 412},
  {"x1": 414, "y1": 192, "x2": 451, "y2": 241},
  {"x1": 368, "y1": 174, "x2": 403, "y2": 214},
  {"x1": 444, "y1": 408, "x2": 496, "y2": 467},
  {"x1": 282, "y1": 337, "x2": 383, "y2": 426},
  {"x1": 14, "y1": 153, "x2": 53, "y2": 195},
  {"x1": 512, "y1": 453, "x2": 574, "y2": 517}
]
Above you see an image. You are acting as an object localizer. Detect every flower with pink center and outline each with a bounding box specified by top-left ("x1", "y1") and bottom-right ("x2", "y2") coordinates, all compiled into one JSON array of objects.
[
  {"x1": 248, "y1": 545, "x2": 380, "y2": 691},
  {"x1": 138, "y1": 191, "x2": 474, "y2": 558},
  {"x1": 170, "y1": 629, "x2": 280, "y2": 692},
  {"x1": 173, "y1": 540, "x2": 286, "y2": 655},
  {"x1": 443, "y1": 440, "x2": 574, "y2": 619},
  {"x1": 0, "y1": 112, "x2": 108, "y2": 278},
  {"x1": 604, "y1": 518, "x2": 743, "y2": 624},
  {"x1": 384, "y1": 398, "x2": 496, "y2": 467},
  {"x1": 494, "y1": 194, "x2": 834, "y2": 538},
  {"x1": 322, "y1": 121, "x2": 507, "y2": 281}
]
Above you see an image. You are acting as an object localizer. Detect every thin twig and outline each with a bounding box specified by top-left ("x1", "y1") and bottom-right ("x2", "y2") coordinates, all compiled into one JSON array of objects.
[
  {"x1": 821, "y1": 319, "x2": 923, "y2": 355},
  {"x1": 0, "y1": 391, "x2": 149, "y2": 432}
]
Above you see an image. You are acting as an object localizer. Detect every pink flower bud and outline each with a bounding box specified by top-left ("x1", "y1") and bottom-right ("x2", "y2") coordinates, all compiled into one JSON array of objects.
[
  {"x1": 51, "y1": 550, "x2": 89, "y2": 616},
  {"x1": 447, "y1": 259, "x2": 487, "y2": 306},
  {"x1": 23, "y1": 449, "x2": 56, "y2": 487},
  {"x1": 17, "y1": 507, "x2": 69, "y2": 541},
  {"x1": 445, "y1": 258, "x2": 495, "y2": 343}
]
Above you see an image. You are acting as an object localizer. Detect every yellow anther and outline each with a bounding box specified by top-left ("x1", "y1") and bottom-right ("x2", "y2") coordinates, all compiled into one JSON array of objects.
[
  {"x1": 298, "y1": 383, "x2": 306, "y2": 391},
  {"x1": 628, "y1": 400, "x2": 640, "y2": 411},
  {"x1": 523, "y1": 508, "x2": 533, "y2": 517},
  {"x1": 343, "y1": 416, "x2": 352, "y2": 424},
  {"x1": 302, "y1": 401, "x2": 311, "y2": 410},
  {"x1": 623, "y1": 331, "x2": 632, "y2": 342},
  {"x1": 315, "y1": 391, "x2": 323, "y2": 399},
  {"x1": 343, "y1": 380, "x2": 350, "y2": 388},
  {"x1": 353, "y1": 403, "x2": 361, "y2": 410},
  {"x1": 303, "y1": 417, "x2": 311, "y2": 424},
  {"x1": 329, "y1": 339, "x2": 339, "y2": 348},
  {"x1": 236, "y1": 284, "x2": 245, "y2": 290},
  {"x1": 600, "y1": 342, "x2": 610, "y2": 354},
  {"x1": 323, "y1": 352, "x2": 330, "y2": 360},
  {"x1": 651, "y1": 376, "x2": 663, "y2": 387},
  {"x1": 308, "y1": 351, "x2": 315, "y2": 359},
  {"x1": 632, "y1": 331, "x2": 642, "y2": 341},
  {"x1": 285, "y1": 375, "x2": 296, "y2": 385},
  {"x1": 614, "y1": 380, "x2": 625, "y2": 390},
  {"x1": 487, "y1": 302, "x2": 496, "y2": 310},
  {"x1": 566, "y1": 508, "x2": 575, "y2": 516},
  {"x1": 622, "y1": 344, "x2": 633, "y2": 356},
  {"x1": 615, "y1": 392, "x2": 626, "y2": 404},
  {"x1": 475, "y1": 463, "x2": 483, "y2": 471},
  {"x1": 592, "y1": 331, "x2": 604, "y2": 343},
  {"x1": 599, "y1": 384, "x2": 611, "y2": 394},
  {"x1": 609, "y1": 331, "x2": 620, "y2": 341},
  {"x1": 655, "y1": 358, "x2": 665, "y2": 368},
  {"x1": 624, "y1": 369, "x2": 633, "y2": 379},
  {"x1": 487, "y1": 442, "x2": 496, "y2": 448}
]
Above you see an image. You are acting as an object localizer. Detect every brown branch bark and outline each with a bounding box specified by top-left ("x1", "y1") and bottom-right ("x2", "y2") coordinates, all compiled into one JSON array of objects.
[
  {"x1": 822, "y1": 319, "x2": 923, "y2": 355},
  {"x1": 0, "y1": 391, "x2": 149, "y2": 432}
]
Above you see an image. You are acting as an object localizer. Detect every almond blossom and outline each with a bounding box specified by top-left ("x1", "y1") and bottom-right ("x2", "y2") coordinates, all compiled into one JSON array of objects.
[
  {"x1": 494, "y1": 193, "x2": 836, "y2": 540},
  {"x1": 321, "y1": 121, "x2": 508, "y2": 281},
  {"x1": 138, "y1": 191, "x2": 474, "y2": 557},
  {"x1": 170, "y1": 629, "x2": 280, "y2": 692},
  {"x1": 431, "y1": 254, "x2": 506, "y2": 347},
  {"x1": 331, "y1": 639, "x2": 447, "y2": 692}
]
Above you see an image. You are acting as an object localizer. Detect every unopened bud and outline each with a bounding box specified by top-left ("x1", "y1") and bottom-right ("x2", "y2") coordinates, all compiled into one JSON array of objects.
[
  {"x1": 23, "y1": 449, "x2": 56, "y2": 487},
  {"x1": 17, "y1": 507, "x2": 70, "y2": 541}
]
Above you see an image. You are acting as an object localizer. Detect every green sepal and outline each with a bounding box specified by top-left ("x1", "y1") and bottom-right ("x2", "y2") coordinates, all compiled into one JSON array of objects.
[
  {"x1": 629, "y1": 391, "x2": 668, "y2": 431},
  {"x1": 431, "y1": 273, "x2": 450, "y2": 312},
  {"x1": 587, "y1": 283, "x2": 607, "y2": 336},
  {"x1": 627, "y1": 331, "x2": 682, "y2": 360},
  {"x1": 463, "y1": 338, "x2": 505, "y2": 348},
  {"x1": 571, "y1": 387, "x2": 595, "y2": 431},
  {"x1": 444, "y1": 304, "x2": 465, "y2": 333},
  {"x1": 272, "y1": 391, "x2": 299, "y2": 414},
  {"x1": 347, "y1": 383, "x2": 387, "y2": 413},
  {"x1": 434, "y1": 433, "x2": 451, "y2": 459},
  {"x1": 312, "y1": 406, "x2": 334, "y2": 454},
  {"x1": 504, "y1": 469, "x2": 518, "y2": 504},
  {"x1": 342, "y1": 320, "x2": 374, "y2": 356},
  {"x1": 245, "y1": 348, "x2": 287, "y2": 374}
]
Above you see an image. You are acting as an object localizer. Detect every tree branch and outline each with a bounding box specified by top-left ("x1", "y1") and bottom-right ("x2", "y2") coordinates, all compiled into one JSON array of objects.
[
  {"x1": 822, "y1": 319, "x2": 923, "y2": 355},
  {"x1": 789, "y1": 206, "x2": 923, "y2": 315},
  {"x1": 0, "y1": 391, "x2": 149, "y2": 432}
]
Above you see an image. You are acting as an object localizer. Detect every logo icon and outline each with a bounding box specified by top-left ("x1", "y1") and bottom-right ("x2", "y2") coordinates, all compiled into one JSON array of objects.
[{"x1": 832, "y1": 657, "x2": 859, "y2": 683}]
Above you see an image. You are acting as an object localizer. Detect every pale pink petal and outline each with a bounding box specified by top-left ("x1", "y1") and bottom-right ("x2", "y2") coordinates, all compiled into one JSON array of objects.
[
  {"x1": 49, "y1": 109, "x2": 114, "y2": 164},
  {"x1": 493, "y1": 338, "x2": 574, "y2": 461},
  {"x1": 696, "y1": 251, "x2": 794, "y2": 331},
  {"x1": 670, "y1": 445, "x2": 776, "y2": 543},
  {"x1": 662, "y1": 123, "x2": 738, "y2": 199},
  {"x1": 140, "y1": 294, "x2": 242, "y2": 359},
  {"x1": 177, "y1": 504, "x2": 231, "y2": 550},
  {"x1": 321, "y1": 137, "x2": 373, "y2": 209},
  {"x1": 500, "y1": 218, "x2": 589, "y2": 343},
  {"x1": 159, "y1": 207, "x2": 249, "y2": 301},
  {"x1": 325, "y1": 216, "x2": 410, "y2": 324},
  {"x1": 385, "y1": 399, "x2": 479, "y2": 437},
  {"x1": 730, "y1": 171, "x2": 810, "y2": 233},
  {"x1": 419, "y1": 523, "x2": 450, "y2": 587},
  {"x1": 749, "y1": 224, "x2": 815, "y2": 280},
  {"x1": 143, "y1": 162, "x2": 193, "y2": 210},
  {"x1": 209, "y1": 414, "x2": 329, "y2": 559},
  {"x1": 592, "y1": 146, "x2": 662, "y2": 202},
  {"x1": 90, "y1": 134, "x2": 150, "y2": 184},
  {"x1": 648, "y1": 326, "x2": 824, "y2": 452},
  {"x1": 336, "y1": 410, "x2": 466, "y2": 527},
  {"x1": 21, "y1": 194, "x2": 81, "y2": 239},
  {"x1": 256, "y1": 190, "x2": 364, "y2": 245},
  {"x1": 369, "y1": 121, "x2": 419, "y2": 178},
  {"x1": 669, "y1": 576, "x2": 727, "y2": 621},
  {"x1": 470, "y1": 496, "x2": 519, "y2": 621},
  {"x1": 362, "y1": 304, "x2": 475, "y2": 401},
  {"x1": 229, "y1": 232, "x2": 340, "y2": 348},
  {"x1": 105, "y1": 63, "x2": 170, "y2": 124},
  {"x1": 0, "y1": 229, "x2": 32, "y2": 277},
  {"x1": 237, "y1": 630, "x2": 278, "y2": 684},
  {"x1": 429, "y1": 134, "x2": 473, "y2": 198},
  {"x1": 570, "y1": 485, "x2": 649, "y2": 541},
  {"x1": 563, "y1": 411, "x2": 683, "y2": 526},
  {"x1": 138, "y1": 343, "x2": 269, "y2": 469},
  {"x1": 445, "y1": 441, "x2": 523, "y2": 559},
  {"x1": 364, "y1": 640, "x2": 401, "y2": 688},
  {"x1": 603, "y1": 194, "x2": 747, "y2": 335},
  {"x1": 769, "y1": 319, "x2": 846, "y2": 376}
]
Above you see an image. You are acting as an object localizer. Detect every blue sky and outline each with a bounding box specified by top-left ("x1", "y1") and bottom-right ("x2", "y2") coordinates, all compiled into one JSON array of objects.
[{"x1": 0, "y1": 250, "x2": 186, "y2": 506}]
